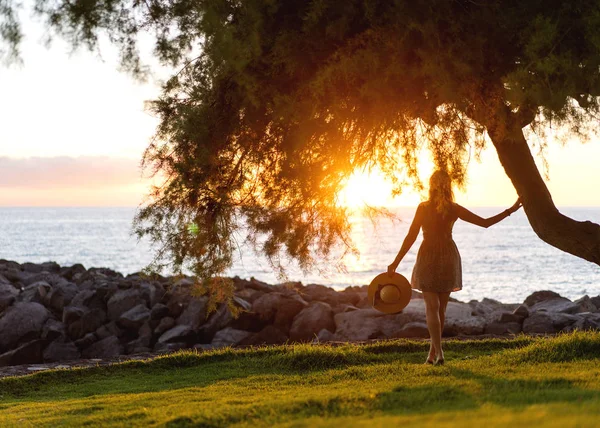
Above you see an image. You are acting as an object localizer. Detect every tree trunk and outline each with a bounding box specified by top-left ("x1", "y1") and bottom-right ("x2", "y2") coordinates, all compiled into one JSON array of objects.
[{"x1": 487, "y1": 116, "x2": 600, "y2": 266}]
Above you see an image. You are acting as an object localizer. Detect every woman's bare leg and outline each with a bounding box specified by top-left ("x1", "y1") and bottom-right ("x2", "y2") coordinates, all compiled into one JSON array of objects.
[
  {"x1": 438, "y1": 292, "x2": 451, "y2": 335},
  {"x1": 423, "y1": 292, "x2": 442, "y2": 362}
]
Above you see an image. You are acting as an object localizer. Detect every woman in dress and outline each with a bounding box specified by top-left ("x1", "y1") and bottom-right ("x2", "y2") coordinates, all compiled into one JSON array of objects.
[{"x1": 387, "y1": 170, "x2": 522, "y2": 365}]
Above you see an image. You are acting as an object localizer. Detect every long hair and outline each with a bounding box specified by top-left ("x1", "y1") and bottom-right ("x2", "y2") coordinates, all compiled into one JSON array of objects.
[{"x1": 428, "y1": 170, "x2": 454, "y2": 214}]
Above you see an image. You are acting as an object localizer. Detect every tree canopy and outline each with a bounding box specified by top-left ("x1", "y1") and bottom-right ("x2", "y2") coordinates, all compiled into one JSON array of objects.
[{"x1": 3, "y1": 0, "x2": 600, "y2": 299}]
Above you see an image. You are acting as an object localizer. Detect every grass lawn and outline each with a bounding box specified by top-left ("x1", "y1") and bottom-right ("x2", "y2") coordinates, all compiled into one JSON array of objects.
[{"x1": 1, "y1": 332, "x2": 600, "y2": 427}]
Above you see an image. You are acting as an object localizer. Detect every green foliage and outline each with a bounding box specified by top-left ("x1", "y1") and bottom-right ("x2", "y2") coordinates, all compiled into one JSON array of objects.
[
  {"x1": 3, "y1": 1, "x2": 600, "y2": 288},
  {"x1": 1, "y1": 332, "x2": 600, "y2": 426}
]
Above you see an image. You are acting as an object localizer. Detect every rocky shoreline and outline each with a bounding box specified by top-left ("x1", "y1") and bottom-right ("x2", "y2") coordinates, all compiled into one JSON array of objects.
[{"x1": 1, "y1": 259, "x2": 599, "y2": 368}]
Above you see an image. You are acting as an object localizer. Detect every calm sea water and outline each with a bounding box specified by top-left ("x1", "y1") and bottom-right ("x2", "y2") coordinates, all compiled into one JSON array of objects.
[{"x1": 0, "y1": 207, "x2": 599, "y2": 303}]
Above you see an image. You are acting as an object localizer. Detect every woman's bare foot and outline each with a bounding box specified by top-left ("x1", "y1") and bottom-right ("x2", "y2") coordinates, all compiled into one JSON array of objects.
[{"x1": 425, "y1": 347, "x2": 436, "y2": 364}]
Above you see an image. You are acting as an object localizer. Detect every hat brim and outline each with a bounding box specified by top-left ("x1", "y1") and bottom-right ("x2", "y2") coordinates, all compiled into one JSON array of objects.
[{"x1": 368, "y1": 272, "x2": 412, "y2": 314}]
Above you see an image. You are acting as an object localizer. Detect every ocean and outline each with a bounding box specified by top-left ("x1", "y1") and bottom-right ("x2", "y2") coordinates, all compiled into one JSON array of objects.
[{"x1": 0, "y1": 207, "x2": 599, "y2": 303}]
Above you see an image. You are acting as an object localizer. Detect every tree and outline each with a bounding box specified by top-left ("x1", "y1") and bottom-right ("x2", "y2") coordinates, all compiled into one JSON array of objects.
[{"x1": 3, "y1": 0, "x2": 600, "y2": 297}]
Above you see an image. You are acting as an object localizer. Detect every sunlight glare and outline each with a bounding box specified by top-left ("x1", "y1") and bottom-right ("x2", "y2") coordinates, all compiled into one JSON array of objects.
[{"x1": 339, "y1": 170, "x2": 422, "y2": 208}]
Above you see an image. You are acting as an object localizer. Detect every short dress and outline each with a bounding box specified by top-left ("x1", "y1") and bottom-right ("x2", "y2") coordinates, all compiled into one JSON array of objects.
[{"x1": 411, "y1": 202, "x2": 463, "y2": 293}]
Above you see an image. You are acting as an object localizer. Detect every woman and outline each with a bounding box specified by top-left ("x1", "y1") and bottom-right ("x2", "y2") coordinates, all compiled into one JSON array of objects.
[{"x1": 387, "y1": 170, "x2": 522, "y2": 365}]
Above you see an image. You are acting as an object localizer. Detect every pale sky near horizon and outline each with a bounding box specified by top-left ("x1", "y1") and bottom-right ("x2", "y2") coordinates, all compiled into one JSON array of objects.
[{"x1": 1, "y1": 10, "x2": 599, "y2": 208}]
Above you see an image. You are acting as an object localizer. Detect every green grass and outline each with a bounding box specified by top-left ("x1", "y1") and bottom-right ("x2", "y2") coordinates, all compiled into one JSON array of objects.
[{"x1": 1, "y1": 332, "x2": 600, "y2": 427}]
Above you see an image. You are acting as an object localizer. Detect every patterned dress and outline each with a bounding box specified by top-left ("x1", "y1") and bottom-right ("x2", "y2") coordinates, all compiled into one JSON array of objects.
[{"x1": 411, "y1": 201, "x2": 463, "y2": 293}]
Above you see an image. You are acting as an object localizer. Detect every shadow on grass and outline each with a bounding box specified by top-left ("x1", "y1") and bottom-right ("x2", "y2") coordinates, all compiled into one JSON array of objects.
[{"x1": 2, "y1": 331, "x2": 600, "y2": 407}]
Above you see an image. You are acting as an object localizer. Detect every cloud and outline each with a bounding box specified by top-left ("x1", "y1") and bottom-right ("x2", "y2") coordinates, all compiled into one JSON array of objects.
[{"x1": 0, "y1": 156, "x2": 144, "y2": 189}]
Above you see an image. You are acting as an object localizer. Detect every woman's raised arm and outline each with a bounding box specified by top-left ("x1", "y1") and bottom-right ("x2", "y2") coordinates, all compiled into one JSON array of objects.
[
  {"x1": 456, "y1": 198, "x2": 522, "y2": 228},
  {"x1": 387, "y1": 203, "x2": 425, "y2": 276}
]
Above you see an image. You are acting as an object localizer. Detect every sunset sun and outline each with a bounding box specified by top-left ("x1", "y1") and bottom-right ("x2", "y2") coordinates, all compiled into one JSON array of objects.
[{"x1": 339, "y1": 170, "x2": 422, "y2": 208}]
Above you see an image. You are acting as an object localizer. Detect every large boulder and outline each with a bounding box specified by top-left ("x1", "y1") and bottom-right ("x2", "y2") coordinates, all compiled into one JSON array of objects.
[
  {"x1": 210, "y1": 327, "x2": 251, "y2": 348},
  {"x1": 444, "y1": 315, "x2": 486, "y2": 336},
  {"x1": 118, "y1": 304, "x2": 151, "y2": 331},
  {"x1": 392, "y1": 322, "x2": 430, "y2": 338},
  {"x1": 155, "y1": 317, "x2": 176, "y2": 335},
  {"x1": 252, "y1": 292, "x2": 308, "y2": 333},
  {"x1": 0, "y1": 302, "x2": 49, "y2": 351},
  {"x1": 0, "y1": 339, "x2": 45, "y2": 367},
  {"x1": 158, "y1": 325, "x2": 195, "y2": 344},
  {"x1": 67, "y1": 309, "x2": 107, "y2": 339},
  {"x1": 523, "y1": 290, "x2": 562, "y2": 307},
  {"x1": 529, "y1": 298, "x2": 580, "y2": 314},
  {"x1": 289, "y1": 302, "x2": 335, "y2": 342},
  {"x1": 197, "y1": 304, "x2": 234, "y2": 342},
  {"x1": 334, "y1": 308, "x2": 393, "y2": 341},
  {"x1": 138, "y1": 282, "x2": 166, "y2": 308},
  {"x1": 484, "y1": 322, "x2": 522, "y2": 335},
  {"x1": 106, "y1": 289, "x2": 146, "y2": 321},
  {"x1": 176, "y1": 297, "x2": 208, "y2": 329},
  {"x1": 300, "y1": 284, "x2": 358, "y2": 307},
  {"x1": 43, "y1": 340, "x2": 81, "y2": 362},
  {"x1": 46, "y1": 282, "x2": 78, "y2": 312},
  {"x1": 0, "y1": 282, "x2": 18, "y2": 312},
  {"x1": 81, "y1": 335, "x2": 123, "y2": 359},
  {"x1": 238, "y1": 325, "x2": 288, "y2": 346},
  {"x1": 573, "y1": 295, "x2": 597, "y2": 313},
  {"x1": 42, "y1": 318, "x2": 67, "y2": 341},
  {"x1": 522, "y1": 312, "x2": 579, "y2": 334}
]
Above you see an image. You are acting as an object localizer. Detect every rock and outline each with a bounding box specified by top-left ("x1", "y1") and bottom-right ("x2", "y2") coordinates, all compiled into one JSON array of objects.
[
  {"x1": 522, "y1": 312, "x2": 579, "y2": 334},
  {"x1": 392, "y1": 322, "x2": 430, "y2": 338},
  {"x1": 42, "y1": 319, "x2": 66, "y2": 341},
  {"x1": 524, "y1": 290, "x2": 562, "y2": 307},
  {"x1": 176, "y1": 297, "x2": 208, "y2": 329},
  {"x1": 315, "y1": 328, "x2": 336, "y2": 342},
  {"x1": 21, "y1": 262, "x2": 45, "y2": 274},
  {"x1": 158, "y1": 325, "x2": 195, "y2": 344},
  {"x1": 59, "y1": 264, "x2": 87, "y2": 281},
  {"x1": 106, "y1": 289, "x2": 146, "y2": 321},
  {"x1": 155, "y1": 317, "x2": 176, "y2": 335},
  {"x1": 62, "y1": 306, "x2": 86, "y2": 325},
  {"x1": 0, "y1": 339, "x2": 45, "y2": 367},
  {"x1": 47, "y1": 282, "x2": 78, "y2": 312},
  {"x1": 118, "y1": 304, "x2": 151, "y2": 330},
  {"x1": 300, "y1": 284, "x2": 358, "y2": 306},
  {"x1": 81, "y1": 335, "x2": 123, "y2": 359},
  {"x1": 574, "y1": 295, "x2": 597, "y2": 313},
  {"x1": 232, "y1": 296, "x2": 252, "y2": 311},
  {"x1": 529, "y1": 298, "x2": 580, "y2": 314},
  {"x1": 0, "y1": 302, "x2": 50, "y2": 351},
  {"x1": 0, "y1": 288, "x2": 16, "y2": 313},
  {"x1": 139, "y1": 282, "x2": 166, "y2": 308},
  {"x1": 238, "y1": 325, "x2": 288, "y2": 346},
  {"x1": 211, "y1": 327, "x2": 251, "y2": 348},
  {"x1": 484, "y1": 322, "x2": 522, "y2": 335},
  {"x1": 563, "y1": 313, "x2": 600, "y2": 332},
  {"x1": 95, "y1": 321, "x2": 123, "y2": 340},
  {"x1": 197, "y1": 304, "x2": 234, "y2": 342},
  {"x1": 234, "y1": 288, "x2": 265, "y2": 303},
  {"x1": 68, "y1": 309, "x2": 107, "y2": 340},
  {"x1": 75, "y1": 332, "x2": 98, "y2": 349},
  {"x1": 252, "y1": 292, "x2": 308, "y2": 333},
  {"x1": 18, "y1": 281, "x2": 50, "y2": 304},
  {"x1": 498, "y1": 312, "x2": 524, "y2": 323},
  {"x1": 289, "y1": 302, "x2": 335, "y2": 342},
  {"x1": 154, "y1": 342, "x2": 187, "y2": 353},
  {"x1": 444, "y1": 315, "x2": 486, "y2": 336},
  {"x1": 166, "y1": 296, "x2": 187, "y2": 318},
  {"x1": 513, "y1": 304, "x2": 529, "y2": 318},
  {"x1": 333, "y1": 308, "x2": 389, "y2": 341},
  {"x1": 151, "y1": 303, "x2": 170, "y2": 320},
  {"x1": 43, "y1": 340, "x2": 81, "y2": 362},
  {"x1": 70, "y1": 289, "x2": 104, "y2": 311}
]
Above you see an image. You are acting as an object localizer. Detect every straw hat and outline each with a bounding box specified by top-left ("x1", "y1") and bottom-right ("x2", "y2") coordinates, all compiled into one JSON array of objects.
[{"x1": 368, "y1": 272, "x2": 412, "y2": 314}]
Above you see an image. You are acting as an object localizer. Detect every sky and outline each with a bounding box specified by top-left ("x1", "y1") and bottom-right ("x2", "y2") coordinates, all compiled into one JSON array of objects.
[{"x1": 1, "y1": 10, "x2": 599, "y2": 207}]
